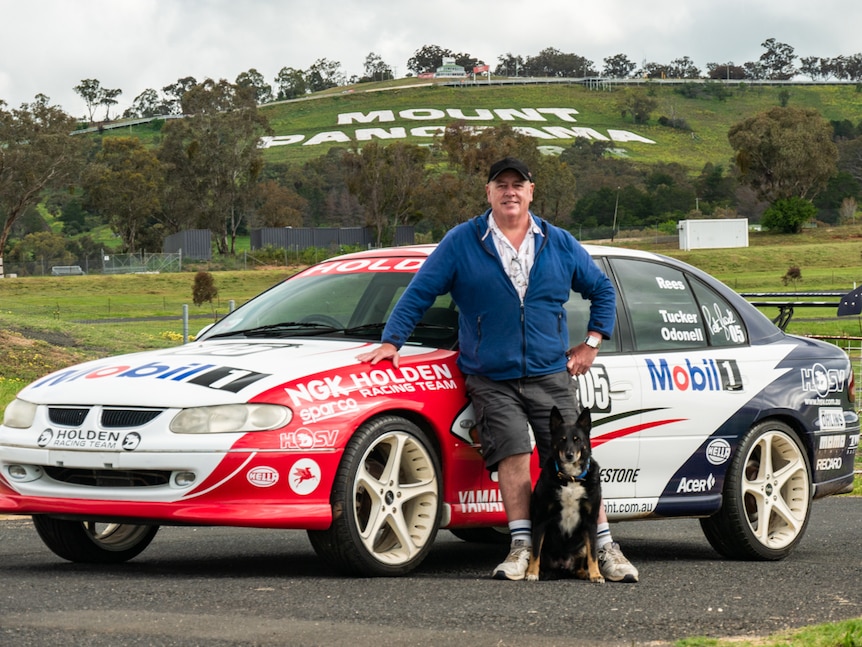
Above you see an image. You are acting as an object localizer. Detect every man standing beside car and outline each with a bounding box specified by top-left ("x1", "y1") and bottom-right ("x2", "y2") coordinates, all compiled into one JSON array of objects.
[{"x1": 357, "y1": 157, "x2": 638, "y2": 582}]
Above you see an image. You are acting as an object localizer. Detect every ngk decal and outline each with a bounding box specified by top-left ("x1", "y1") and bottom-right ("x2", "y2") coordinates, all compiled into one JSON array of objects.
[
  {"x1": 645, "y1": 357, "x2": 741, "y2": 392},
  {"x1": 286, "y1": 363, "x2": 457, "y2": 423},
  {"x1": 800, "y1": 363, "x2": 846, "y2": 398},
  {"x1": 280, "y1": 428, "x2": 339, "y2": 449},
  {"x1": 574, "y1": 364, "x2": 611, "y2": 413}
]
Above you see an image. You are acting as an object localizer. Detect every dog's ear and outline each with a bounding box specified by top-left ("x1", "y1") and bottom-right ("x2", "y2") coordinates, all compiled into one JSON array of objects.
[
  {"x1": 549, "y1": 406, "x2": 564, "y2": 433},
  {"x1": 576, "y1": 407, "x2": 592, "y2": 436}
]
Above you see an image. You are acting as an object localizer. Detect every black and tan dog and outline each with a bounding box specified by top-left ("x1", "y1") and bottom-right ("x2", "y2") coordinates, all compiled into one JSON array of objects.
[{"x1": 525, "y1": 406, "x2": 604, "y2": 582}]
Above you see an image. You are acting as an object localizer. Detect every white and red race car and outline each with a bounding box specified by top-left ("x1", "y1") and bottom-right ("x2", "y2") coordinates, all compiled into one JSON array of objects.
[{"x1": 1, "y1": 245, "x2": 858, "y2": 576}]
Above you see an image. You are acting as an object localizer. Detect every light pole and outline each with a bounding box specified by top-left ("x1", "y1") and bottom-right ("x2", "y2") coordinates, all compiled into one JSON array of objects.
[{"x1": 611, "y1": 187, "x2": 620, "y2": 242}]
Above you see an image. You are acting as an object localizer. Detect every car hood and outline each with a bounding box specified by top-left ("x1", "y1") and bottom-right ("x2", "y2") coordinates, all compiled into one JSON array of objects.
[{"x1": 16, "y1": 338, "x2": 394, "y2": 408}]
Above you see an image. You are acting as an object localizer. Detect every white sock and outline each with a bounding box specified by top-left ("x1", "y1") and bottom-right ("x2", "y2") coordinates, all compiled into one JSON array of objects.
[
  {"x1": 508, "y1": 519, "x2": 532, "y2": 547},
  {"x1": 596, "y1": 522, "x2": 613, "y2": 550}
]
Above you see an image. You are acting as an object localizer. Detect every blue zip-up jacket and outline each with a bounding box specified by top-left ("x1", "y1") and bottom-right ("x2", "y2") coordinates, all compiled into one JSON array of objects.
[{"x1": 382, "y1": 210, "x2": 616, "y2": 381}]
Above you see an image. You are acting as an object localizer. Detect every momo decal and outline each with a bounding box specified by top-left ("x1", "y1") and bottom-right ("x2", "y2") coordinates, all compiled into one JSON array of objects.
[
  {"x1": 32, "y1": 361, "x2": 270, "y2": 393},
  {"x1": 645, "y1": 357, "x2": 741, "y2": 392}
]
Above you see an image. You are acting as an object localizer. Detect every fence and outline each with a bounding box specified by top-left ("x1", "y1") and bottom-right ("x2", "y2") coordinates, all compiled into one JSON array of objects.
[{"x1": 2, "y1": 252, "x2": 182, "y2": 277}]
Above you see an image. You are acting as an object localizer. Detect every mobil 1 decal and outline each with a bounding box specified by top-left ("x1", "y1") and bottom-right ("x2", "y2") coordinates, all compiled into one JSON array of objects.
[
  {"x1": 645, "y1": 357, "x2": 742, "y2": 393},
  {"x1": 574, "y1": 363, "x2": 612, "y2": 413}
]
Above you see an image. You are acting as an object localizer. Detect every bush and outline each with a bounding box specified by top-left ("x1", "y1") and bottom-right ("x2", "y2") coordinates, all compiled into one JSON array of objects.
[
  {"x1": 761, "y1": 197, "x2": 817, "y2": 233},
  {"x1": 192, "y1": 271, "x2": 218, "y2": 307}
]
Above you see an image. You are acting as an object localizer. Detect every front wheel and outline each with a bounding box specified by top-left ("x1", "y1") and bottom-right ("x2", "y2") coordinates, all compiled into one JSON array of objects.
[
  {"x1": 700, "y1": 420, "x2": 812, "y2": 560},
  {"x1": 308, "y1": 415, "x2": 441, "y2": 576},
  {"x1": 32, "y1": 516, "x2": 159, "y2": 563}
]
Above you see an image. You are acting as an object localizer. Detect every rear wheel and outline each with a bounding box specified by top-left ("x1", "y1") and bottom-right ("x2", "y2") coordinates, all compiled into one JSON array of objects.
[
  {"x1": 308, "y1": 415, "x2": 441, "y2": 576},
  {"x1": 32, "y1": 516, "x2": 159, "y2": 563},
  {"x1": 700, "y1": 420, "x2": 811, "y2": 560}
]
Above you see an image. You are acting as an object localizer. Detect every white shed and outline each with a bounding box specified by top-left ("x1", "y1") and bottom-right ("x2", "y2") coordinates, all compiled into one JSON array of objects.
[{"x1": 678, "y1": 218, "x2": 749, "y2": 251}]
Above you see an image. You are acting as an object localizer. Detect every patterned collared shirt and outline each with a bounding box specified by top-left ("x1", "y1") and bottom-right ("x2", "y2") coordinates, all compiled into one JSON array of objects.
[{"x1": 487, "y1": 212, "x2": 544, "y2": 303}]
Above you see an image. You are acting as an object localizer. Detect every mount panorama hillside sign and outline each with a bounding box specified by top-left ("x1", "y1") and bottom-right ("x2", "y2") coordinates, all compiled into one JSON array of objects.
[{"x1": 259, "y1": 107, "x2": 656, "y2": 149}]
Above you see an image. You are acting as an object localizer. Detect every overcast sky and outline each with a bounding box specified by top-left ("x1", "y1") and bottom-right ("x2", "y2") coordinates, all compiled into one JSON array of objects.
[{"x1": 2, "y1": 0, "x2": 860, "y2": 119}]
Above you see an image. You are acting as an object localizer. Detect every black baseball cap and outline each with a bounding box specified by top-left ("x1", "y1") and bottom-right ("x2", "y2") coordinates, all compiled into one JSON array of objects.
[{"x1": 487, "y1": 157, "x2": 533, "y2": 183}]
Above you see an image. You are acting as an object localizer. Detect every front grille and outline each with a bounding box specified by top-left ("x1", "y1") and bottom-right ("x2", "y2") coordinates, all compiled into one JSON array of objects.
[
  {"x1": 48, "y1": 408, "x2": 88, "y2": 426},
  {"x1": 102, "y1": 409, "x2": 162, "y2": 428},
  {"x1": 47, "y1": 407, "x2": 164, "y2": 428},
  {"x1": 44, "y1": 466, "x2": 171, "y2": 487}
]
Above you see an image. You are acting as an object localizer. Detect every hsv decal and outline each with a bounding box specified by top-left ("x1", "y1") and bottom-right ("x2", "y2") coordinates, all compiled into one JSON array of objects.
[
  {"x1": 801, "y1": 363, "x2": 846, "y2": 399},
  {"x1": 280, "y1": 428, "x2": 339, "y2": 450}
]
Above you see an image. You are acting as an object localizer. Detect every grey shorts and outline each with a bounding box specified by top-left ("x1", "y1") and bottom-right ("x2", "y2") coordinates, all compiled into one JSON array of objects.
[{"x1": 465, "y1": 372, "x2": 580, "y2": 471}]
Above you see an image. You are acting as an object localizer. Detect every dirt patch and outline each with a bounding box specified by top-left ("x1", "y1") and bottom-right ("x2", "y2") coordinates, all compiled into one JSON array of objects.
[
  {"x1": 0, "y1": 329, "x2": 86, "y2": 382},
  {"x1": 7, "y1": 326, "x2": 79, "y2": 348}
]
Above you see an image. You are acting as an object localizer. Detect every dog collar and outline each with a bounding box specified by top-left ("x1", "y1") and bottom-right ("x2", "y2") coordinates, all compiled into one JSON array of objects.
[{"x1": 555, "y1": 457, "x2": 590, "y2": 482}]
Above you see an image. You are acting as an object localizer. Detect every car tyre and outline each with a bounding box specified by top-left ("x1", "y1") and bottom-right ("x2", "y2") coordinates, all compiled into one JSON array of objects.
[
  {"x1": 32, "y1": 515, "x2": 159, "y2": 563},
  {"x1": 308, "y1": 415, "x2": 441, "y2": 576},
  {"x1": 700, "y1": 420, "x2": 812, "y2": 560}
]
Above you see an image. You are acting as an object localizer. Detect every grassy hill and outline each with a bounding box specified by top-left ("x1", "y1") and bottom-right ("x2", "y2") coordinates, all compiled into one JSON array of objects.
[{"x1": 110, "y1": 80, "x2": 862, "y2": 172}]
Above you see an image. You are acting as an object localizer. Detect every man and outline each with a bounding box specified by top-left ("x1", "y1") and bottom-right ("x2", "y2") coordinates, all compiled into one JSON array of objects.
[{"x1": 357, "y1": 157, "x2": 638, "y2": 583}]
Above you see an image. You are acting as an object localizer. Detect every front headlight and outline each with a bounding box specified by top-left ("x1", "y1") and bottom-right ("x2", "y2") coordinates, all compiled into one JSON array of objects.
[
  {"x1": 169, "y1": 403, "x2": 292, "y2": 434},
  {"x1": 3, "y1": 398, "x2": 37, "y2": 429}
]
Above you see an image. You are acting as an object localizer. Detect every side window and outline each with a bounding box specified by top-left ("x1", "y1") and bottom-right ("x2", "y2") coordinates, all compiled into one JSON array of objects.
[
  {"x1": 565, "y1": 289, "x2": 618, "y2": 353},
  {"x1": 611, "y1": 258, "x2": 706, "y2": 352},
  {"x1": 690, "y1": 278, "x2": 747, "y2": 347}
]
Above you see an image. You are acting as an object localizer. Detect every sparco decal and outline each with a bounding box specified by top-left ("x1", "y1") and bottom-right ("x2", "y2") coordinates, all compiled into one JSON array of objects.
[
  {"x1": 574, "y1": 364, "x2": 611, "y2": 413},
  {"x1": 32, "y1": 361, "x2": 269, "y2": 393},
  {"x1": 646, "y1": 358, "x2": 741, "y2": 392},
  {"x1": 801, "y1": 363, "x2": 846, "y2": 398},
  {"x1": 677, "y1": 473, "x2": 716, "y2": 493}
]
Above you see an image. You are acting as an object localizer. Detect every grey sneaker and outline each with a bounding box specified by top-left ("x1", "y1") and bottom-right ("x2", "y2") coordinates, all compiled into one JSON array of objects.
[
  {"x1": 492, "y1": 539, "x2": 530, "y2": 580},
  {"x1": 598, "y1": 542, "x2": 639, "y2": 583}
]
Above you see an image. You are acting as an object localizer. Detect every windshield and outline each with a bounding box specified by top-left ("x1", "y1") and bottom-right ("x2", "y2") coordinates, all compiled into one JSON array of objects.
[{"x1": 199, "y1": 268, "x2": 459, "y2": 349}]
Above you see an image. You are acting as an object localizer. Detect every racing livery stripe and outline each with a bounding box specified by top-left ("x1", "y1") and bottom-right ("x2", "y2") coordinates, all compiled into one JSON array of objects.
[{"x1": 593, "y1": 419, "x2": 687, "y2": 448}]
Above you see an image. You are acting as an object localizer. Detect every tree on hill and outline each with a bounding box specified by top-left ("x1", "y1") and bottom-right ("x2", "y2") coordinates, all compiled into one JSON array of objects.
[
  {"x1": 522, "y1": 48, "x2": 597, "y2": 77},
  {"x1": 361, "y1": 52, "x2": 393, "y2": 83},
  {"x1": 407, "y1": 44, "x2": 452, "y2": 75},
  {"x1": 757, "y1": 38, "x2": 797, "y2": 80},
  {"x1": 158, "y1": 79, "x2": 271, "y2": 255},
  {"x1": 728, "y1": 106, "x2": 838, "y2": 203},
  {"x1": 602, "y1": 54, "x2": 637, "y2": 78},
  {"x1": 236, "y1": 68, "x2": 273, "y2": 104},
  {"x1": 73, "y1": 79, "x2": 122, "y2": 122},
  {"x1": 161, "y1": 76, "x2": 198, "y2": 114},
  {"x1": 274, "y1": 67, "x2": 307, "y2": 100},
  {"x1": 343, "y1": 141, "x2": 428, "y2": 247},
  {"x1": 305, "y1": 58, "x2": 345, "y2": 92},
  {"x1": 0, "y1": 95, "x2": 88, "y2": 278},
  {"x1": 494, "y1": 52, "x2": 526, "y2": 77},
  {"x1": 83, "y1": 137, "x2": 164, "y2": 254}
]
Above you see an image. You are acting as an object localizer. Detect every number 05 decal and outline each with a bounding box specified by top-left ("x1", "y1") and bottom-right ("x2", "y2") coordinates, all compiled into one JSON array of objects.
[{"x1": 575, "y1": 364, "x2": 612, "y2": 413}]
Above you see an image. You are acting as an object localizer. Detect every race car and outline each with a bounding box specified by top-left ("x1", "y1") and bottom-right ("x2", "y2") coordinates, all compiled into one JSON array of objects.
[{"x1": 0, "y1": 244, "x2": 858, "y2": 576}]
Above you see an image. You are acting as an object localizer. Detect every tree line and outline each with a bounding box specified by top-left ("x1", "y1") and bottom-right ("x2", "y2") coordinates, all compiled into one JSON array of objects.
[
  {"x1": 2, "y1": 77, "x2": 862, "y2": 276},
  {"x1": 66, "y1": 39, "x2": 862, "y2": 124}
]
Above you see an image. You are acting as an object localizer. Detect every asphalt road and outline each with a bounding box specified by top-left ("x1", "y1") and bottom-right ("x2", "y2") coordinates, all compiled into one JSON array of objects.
[{"x1": 1, "y1": 497, "x2": 860, "y2": 647}]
